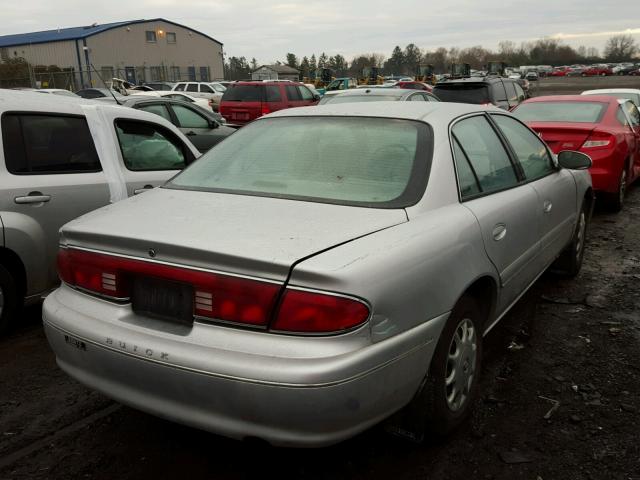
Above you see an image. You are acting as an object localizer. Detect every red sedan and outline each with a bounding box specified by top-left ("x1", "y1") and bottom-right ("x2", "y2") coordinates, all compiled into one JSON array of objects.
[
  {"x1": 582, "y1": 66, "x2": 613, "y2": 76},
  {"x1": 512, "y1": 95, "x2": 640, "y2": 211},
  {"x1": 394, "y1": 81, "x2": 433, "y2": 92}
]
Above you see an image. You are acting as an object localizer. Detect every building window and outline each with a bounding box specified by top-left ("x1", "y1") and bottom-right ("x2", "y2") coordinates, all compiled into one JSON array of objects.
[
  {"x1": 150, "y1": 66, "x2": 164, "y2": 81},
  {"x1": 166, "y1": 32, "x2": 176, "y2": 44},
  {"x1": 145, "y1": 31, "x2": 157, "y2": 43},
  {"x1": 199, "y1": 67, "x2": 210, "y2": 82},
  {"x1": 170, "y1": 66, "x2": 181, "y2": 81}
]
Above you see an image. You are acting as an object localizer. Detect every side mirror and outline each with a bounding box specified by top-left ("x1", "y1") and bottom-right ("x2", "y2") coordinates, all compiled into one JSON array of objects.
[
  {"x1": 313, "y1": 93, "x2": 321, "y2": 101},
  {"x1": 208, "y1": 119, "x2": 219, "y2": 129},
  {"x1": 557, "y1": 150, "x2": 592, "y2": 170}
]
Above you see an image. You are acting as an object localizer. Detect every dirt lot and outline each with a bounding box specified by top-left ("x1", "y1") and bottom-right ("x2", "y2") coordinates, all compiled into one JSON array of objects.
[
  {"x1": 533, "y1": 74, "x2": 640, "y2": 96},
  {"x1": 1, "y1": 77, "x2": 639, "y2": 479}
]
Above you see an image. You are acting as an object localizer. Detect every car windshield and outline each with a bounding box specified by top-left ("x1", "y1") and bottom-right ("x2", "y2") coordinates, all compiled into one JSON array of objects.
[
  {"x1": 433, "y1": 84, "x2": 490, "y2": 104},
  {"x1": 167, "y1": 116, "x2": 431, "y2": 208},
  {"x1": 326, "y1": 80, "x2": 345, "y2": 91},
  {"x1": 221, "y1": 84, "x2": 265, "y2": 101},
  {"x1": 320, "y1": 95, "x2": 401, "y2": 105},
  {"x1": 513, "y1": 102, "x2": 607, "y2": 123}
]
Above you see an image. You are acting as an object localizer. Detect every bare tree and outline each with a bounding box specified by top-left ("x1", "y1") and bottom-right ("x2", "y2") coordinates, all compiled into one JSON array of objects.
[{"x1": 604, "y1": 34, "x2": 637, "y2": 62}]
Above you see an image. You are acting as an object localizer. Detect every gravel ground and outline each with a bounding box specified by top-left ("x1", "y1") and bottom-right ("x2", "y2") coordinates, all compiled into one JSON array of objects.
[{"x1": 0, "y1": 76, "x2": 639, "y2": 479}]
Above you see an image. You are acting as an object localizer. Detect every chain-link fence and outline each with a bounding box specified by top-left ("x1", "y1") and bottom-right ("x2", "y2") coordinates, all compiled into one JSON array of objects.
[{"x1": 0, "y1": 64, "x2": 213, "y2": 91}]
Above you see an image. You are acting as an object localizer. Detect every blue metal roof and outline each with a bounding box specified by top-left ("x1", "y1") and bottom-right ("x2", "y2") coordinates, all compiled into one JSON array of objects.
[{"x1": 0, "y1": 18, "x2": 222, "y2": 48}]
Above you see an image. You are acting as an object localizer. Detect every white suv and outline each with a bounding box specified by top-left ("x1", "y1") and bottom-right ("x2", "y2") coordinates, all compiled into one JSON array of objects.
[
  {"x1": 171, "y1": 82, "x2": 226, "y2": 110},
  {"x1": 0, "y1": 90, "x2": 200, "y2": 333}
]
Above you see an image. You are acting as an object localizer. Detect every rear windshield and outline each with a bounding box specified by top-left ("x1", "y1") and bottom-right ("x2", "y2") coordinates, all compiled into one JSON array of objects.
[
  {"x1": 221, "y1": 84, "x2": 282, "y2": 102},
  {"x1": 320, "y1": 95, "x2": 401, "y2": 105},
  {"x1": 433, "y1": 84, "x2": 490, "y2": 104},
  {"x1": 513, "y1": 102, "x2": 607, "y2": 123},
  {"x1": 167, "y1": 117, "x2": 432, "y2": 208}
]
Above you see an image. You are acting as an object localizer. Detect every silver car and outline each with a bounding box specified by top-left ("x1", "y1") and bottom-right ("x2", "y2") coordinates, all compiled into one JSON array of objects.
[{"x1": 43, "y1": 102, "x2": 593, "y2": 447}]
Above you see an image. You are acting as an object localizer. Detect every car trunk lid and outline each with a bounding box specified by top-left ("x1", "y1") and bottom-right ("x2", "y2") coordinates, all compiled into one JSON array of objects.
[
  {"x1": 60, "y1": 187, "x2": 408, "y2": 282},
  {"x1": 526, "y1": 122, "x2": 598, "y2": 153}
]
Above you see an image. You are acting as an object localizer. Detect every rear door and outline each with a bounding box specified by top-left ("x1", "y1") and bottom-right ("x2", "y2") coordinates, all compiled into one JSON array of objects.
[
  {"x1": 491, "y1": 114, "x2": 577, "y2": 265},
  {"x1": 0, "y1": 113, "x2": 109, "y2": 294},
  {"x1": 621, "y1": 101, "x2": 640, "y2": 180},
  {"x1": 451, "y1": 114, "x2": 542, "y2": 311}
]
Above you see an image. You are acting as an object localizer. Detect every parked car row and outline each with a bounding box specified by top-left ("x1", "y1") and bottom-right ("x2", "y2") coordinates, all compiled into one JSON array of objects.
[{"x1": 3, "y1": 77, "x2": 638, "y2": 450}]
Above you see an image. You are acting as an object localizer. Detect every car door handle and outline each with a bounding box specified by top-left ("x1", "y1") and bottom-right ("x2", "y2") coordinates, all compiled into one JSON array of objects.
[
  {"x1": 492, "y1": 223, "x2": 507, "y2": 241},
  {"x1": 543, "y1": 200, "x2": 553, "y2": 213},
  {"x1": 134, "y1": 185, "x2": 154, "y2": 195},
  {"x1": 186, "y1": 131, "x2": 197, "y2": 136},
  {"x1": 14, "y1": 193, "x2": 51, "y2": 204}
]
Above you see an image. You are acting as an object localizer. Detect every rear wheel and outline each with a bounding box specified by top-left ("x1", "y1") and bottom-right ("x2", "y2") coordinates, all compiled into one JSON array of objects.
[
  {"x1": 604, "y1": 168, "x2": 626, "y2": 212},
  {"x1": 0, "y1": 265, "x2": 19, "y2": 335},
  {"x1": 421, "y1": 296, "x2": 483, "y2": 435},
  {"x1": 554, "y1": 202, "x2": 588, "y2": 276}
]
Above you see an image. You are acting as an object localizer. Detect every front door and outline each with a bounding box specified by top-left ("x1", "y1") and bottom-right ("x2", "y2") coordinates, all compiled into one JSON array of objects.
[
  {"x1": 170, "y1": 104, "x2": 225, "y2": 152},
  {"x1": 491, "y1": 114, "x2": 577, "y2": 265}
]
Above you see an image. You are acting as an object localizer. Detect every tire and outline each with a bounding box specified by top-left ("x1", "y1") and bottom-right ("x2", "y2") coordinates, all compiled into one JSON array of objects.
[
  {"x1": 554, "y1": 202, "x2": 588, "y2": 276},
  {"x1": 604, "y1": 168, "x2": 627, "y2": 212},
  {"x1": 0, "y1": 264, "x2": 19, "y2": 335},
  {"x1": 421, "y1": 296, "x2": 483, "y2": 435}
]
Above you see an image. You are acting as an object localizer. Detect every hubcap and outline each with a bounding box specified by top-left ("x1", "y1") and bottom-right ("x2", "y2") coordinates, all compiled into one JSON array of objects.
[
  {"x1": 619, "y1": 170, "x2": 627, "y2": 204},
  {"x1": 575, "y1": 211, "x2": 586, "y2": 261},
  {"x1": 445, "y1": 318, "x2": 477, "y2": 412}
]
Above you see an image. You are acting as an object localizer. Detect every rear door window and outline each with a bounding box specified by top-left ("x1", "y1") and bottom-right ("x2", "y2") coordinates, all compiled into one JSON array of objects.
[
  {"x1": 200, "y1": 84, "x2": 214, "y2": 93},
  {"x1": 138, "y1": 104, "x2": 172, "y2": 122},
  {"x1": 174, "y1": 83, "x2": 186, "y2": 91},
  {"x1": 492, "y1": 82, "x2": 507, "y2": 103},
  {"x1": 504, "y1": 81, "x2": 518, "y2": 105},
  {"x1": 265, "y1": 86, "x2": 282, "y2": 102},
  {"x1": 1, "y1": 114, "x2": 101, "y2": 174},
  {"x1": 186, "y1": 84, "x2": 199, "y2": 93},
  {"x1": 115, "y1": 119, "x2": 187, "y2": 171},
  {"x1": 171, "y1": 105, "x2": 210, "y2": 129},
  {"x1": 285, "y1": 85, "x2": 302, "y2": 101},
  {"x1": 452, "y1": 115, "x2": 518, "y2": 195}
]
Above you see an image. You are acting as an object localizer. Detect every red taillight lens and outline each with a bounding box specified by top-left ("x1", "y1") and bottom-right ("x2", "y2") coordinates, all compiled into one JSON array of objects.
[
  {"x1": 581, "y1": 131, "x2": 615, "y2": 150},
  {"x1": 260, "y1": 103, "x2": 272, "y2": 116},
  {"x1": 56, "y1": 248, "x2": 280, "y2": 326},
  {"x1": 273, "y1": 289, "x2": 370, "y2": 333}
]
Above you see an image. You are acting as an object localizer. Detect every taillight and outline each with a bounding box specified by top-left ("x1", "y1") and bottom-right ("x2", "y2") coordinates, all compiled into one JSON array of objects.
[
  {"x1": 272, "y1": 289, "x2": 370, "y2": 333},
  {"x1": 56, "y1": 248, "x2": 280, "y2": 326},
  {"x1": 260, "y1": 103, "x2": 272, "y2": 116},
  {"x1": 581, "y1": 131, "x2": 615, "y2": 150}
]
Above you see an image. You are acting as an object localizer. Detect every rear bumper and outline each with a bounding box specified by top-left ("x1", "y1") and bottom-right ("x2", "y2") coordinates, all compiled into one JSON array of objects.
[{"x1": 43, "y1": 285, "x2": 446, "y2": 447}]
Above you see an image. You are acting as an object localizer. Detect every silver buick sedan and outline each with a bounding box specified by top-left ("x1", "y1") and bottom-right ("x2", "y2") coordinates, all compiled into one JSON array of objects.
[{"x1": 43, "y1": 102, "x2": 593, "y2": 447}]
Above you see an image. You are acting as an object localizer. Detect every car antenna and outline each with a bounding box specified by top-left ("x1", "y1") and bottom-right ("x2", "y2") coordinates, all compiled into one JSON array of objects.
[{"x1": 89, "y1": 63, "x2": 123, "y2": 105}]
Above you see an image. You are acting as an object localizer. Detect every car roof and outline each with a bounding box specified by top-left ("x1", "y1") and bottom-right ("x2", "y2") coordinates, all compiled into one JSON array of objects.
[
  {"x1": 523, "y1": 94, "x2": 620, "y2": 104},
  {"x1": 582, "y1": 88, "x2": 640, "y2": 95},
  {"x1": 435, "y1": 77, "x2": 505, "y2": 85},
  {"x1": 264, "y1": 101, "x2": 499, "y2": 124},
  {"x1": 230, "y1": 81, "x2": 303, "y2": 86},
  {"x1": 327, "y1": 88, "x2": 416, "y2": 98}
]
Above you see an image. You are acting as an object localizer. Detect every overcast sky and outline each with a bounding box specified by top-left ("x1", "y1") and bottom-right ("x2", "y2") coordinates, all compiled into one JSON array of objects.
[{"x1": 2, "y1": 0, "x2": 640, "y2": 63}]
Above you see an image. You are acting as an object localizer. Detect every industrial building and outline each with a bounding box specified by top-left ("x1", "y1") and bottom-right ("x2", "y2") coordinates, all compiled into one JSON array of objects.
[
  {"x1": 251, "y1": 64, "x2": 300, "y2": 81},
  {"x1": 0, "y1": 19, "x2": 224, "y2": 88}
]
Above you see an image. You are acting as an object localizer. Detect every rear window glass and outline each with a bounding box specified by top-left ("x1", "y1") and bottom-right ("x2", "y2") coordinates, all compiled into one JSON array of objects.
[
  {"x1": 222, "y1": 85, "x2": 265, "y2": 102},
  {"x1": 513, "y1": 102, "x2": 607, "y2": 123},
  {"x1": 2, "y1": 114, "x2": 101, "y2": 174},
  {"x1": 167, "y1": 117, "x2": 432, "y2": 208},
  {"x1": 433, "y1": 84, "x2": 490, "y2": 104},
  {"x1": 320, "y1": 95, "x2": 401, "y2": 105},
  {"x1": 583, "y1": 92, "x2": 640, "y2": 107}
]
